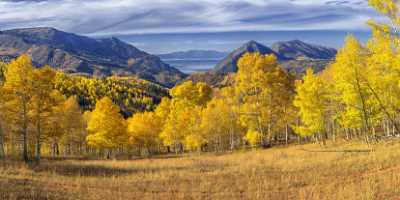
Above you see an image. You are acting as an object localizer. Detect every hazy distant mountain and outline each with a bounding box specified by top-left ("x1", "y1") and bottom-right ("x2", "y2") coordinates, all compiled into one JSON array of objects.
[
  {"x1": 212, "y1": 40, "x2": 286, "y2": 74},
  {"x1": 272, "y1": 40, "x2": 337, "y2": 60},
  {"x1": 158, "y1": 50, "x2": 228, "y2": 60},
  {"x1": 0, "y1": 27, "x2": 186, "y2": 87}
]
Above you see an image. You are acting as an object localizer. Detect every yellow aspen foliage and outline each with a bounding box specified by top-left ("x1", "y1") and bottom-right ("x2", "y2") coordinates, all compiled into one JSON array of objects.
[
  {"x1": 235, "y1": 52, "x2": 294, "y2": 145},
  {"x1": 86, "y1": 97, "x2": 127, "y2": 149},
  {"x1": 127, "y1": 112, "x2": 161, "y2": 151},
  {"x1": 368, "y1": 22, "x2": 400, "y2": 107},
  {"x1": 184, "y1": 133, "x2": 205, "y2": 151},
  {"x1": 154, "y1": 97, "x2": 171, "y2": 123},
  {"x1": 170, "y1": 81, "x2": 212, "y2": 106},
  {"x1": 244, "y1": 129, "x2": 262, "y2": 147},
  {"x1": 60, "y1": 96, "x2": 86, "y2": 152},
  {"x1": 2, "y1": 55, "x2": 35, "y2": 162},
  {"x1": 160, "y1": 100, "x2": 203, "y2": 151},
  {"x1": 369, "y1": 0, "x2": 400, "y2": 25},
  {"x1": 181, "y1": 106, "x2": 204, "y2": 151},
  {"x1": 30, "y1": 66, "x2": 57, "y2": 162},
  {"x1": 159, "y1": 81, "x2": 212, "y2": 152},
  {"x1": 200, "y1": 90, "x2": 243, "y2": 150},
  {"x1": 294, "y1": 68, "x2": 330, "y2": 137},
  {"x1": 45, "y1": 90, "x2": 67, "y2": 156},
  {"x1": 331, "y1": 36, "x2": 382, "y2": 140}
]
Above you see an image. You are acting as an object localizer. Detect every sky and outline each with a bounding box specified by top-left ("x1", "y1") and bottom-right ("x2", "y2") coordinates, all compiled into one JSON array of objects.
[{"x1": 0, "y1": 0, "x2": 382, "y2": 53}]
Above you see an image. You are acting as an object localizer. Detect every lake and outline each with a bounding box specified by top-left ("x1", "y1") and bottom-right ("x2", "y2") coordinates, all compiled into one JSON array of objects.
[{"x1": 161, "y1": 59, "x2": 221, "y2": 74}]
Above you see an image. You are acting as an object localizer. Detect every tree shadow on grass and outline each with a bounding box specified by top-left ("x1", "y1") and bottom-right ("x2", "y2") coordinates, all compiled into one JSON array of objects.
[
  {"x1": 30, "y1": 160, "x2": 194, "y2": 177},
  {"x1": 298, "y1": 148, "x2": 372, "y2": 153},
  {"x1": 0, "y1": 177, "x2": 73, "y2": 200},
  {"x1": 32, "y1": 162, "x2": 138, "y2": 177}
]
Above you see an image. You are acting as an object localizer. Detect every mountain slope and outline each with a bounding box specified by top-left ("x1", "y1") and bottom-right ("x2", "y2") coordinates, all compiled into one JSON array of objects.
[
  {"x1": 212, "y1": 40, "x2": 285, "y2": 74},
  {"x1": 158, "y1": 50, "x2": 228, "y2": 60},
  {"x1": 272, "y1": 40, "x2": 337, "y2": 60},
  {"x1": 0, "y1": 27, "x2": 186, "y2": 87}
]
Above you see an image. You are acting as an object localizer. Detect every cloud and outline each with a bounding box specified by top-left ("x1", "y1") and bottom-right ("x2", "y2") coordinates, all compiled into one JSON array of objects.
[{"x1": 0, "y1": 0, "x2": 380, "y2": 36}]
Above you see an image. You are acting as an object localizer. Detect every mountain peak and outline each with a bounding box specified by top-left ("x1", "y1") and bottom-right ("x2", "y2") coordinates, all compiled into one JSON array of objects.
[
  {"x1": 212, "y1": 40, "x2": 283, "y2": 74},
  {"x1": 244, "y1": 40, "x2": 258, "y2": 45},
  {"x1": 242, "y1": 40, "x2": 266, "y2": 49}
]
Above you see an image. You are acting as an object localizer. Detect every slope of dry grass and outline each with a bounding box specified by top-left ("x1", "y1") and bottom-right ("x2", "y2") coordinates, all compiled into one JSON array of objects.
[{"x1": 1, "y1": 140, "x2": 400, "y2": 200}]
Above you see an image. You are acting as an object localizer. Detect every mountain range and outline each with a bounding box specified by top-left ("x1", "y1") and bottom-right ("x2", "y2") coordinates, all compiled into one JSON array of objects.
[
  {"x1": 0, "y1": 27, "x2": 337, "y2": 88},
  {"x1": 189, "y1": 40, "x2": 337, "y2": 86},
  {"x1": 212, "y1": 40, "x2": 337, "y2": 75},
  {"x1": 0, "y1": 27, "x2": 186, "y2": 87}
]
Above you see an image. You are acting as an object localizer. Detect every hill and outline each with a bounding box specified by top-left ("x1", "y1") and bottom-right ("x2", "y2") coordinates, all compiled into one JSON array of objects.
[{"x1": 0, "y1": 27, "x2": 186, "y2": 87}]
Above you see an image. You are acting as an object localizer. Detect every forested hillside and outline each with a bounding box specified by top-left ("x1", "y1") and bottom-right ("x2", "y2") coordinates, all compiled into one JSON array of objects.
[{"x1": 54, "y1": 73, "x2": 168, "y2": 116}]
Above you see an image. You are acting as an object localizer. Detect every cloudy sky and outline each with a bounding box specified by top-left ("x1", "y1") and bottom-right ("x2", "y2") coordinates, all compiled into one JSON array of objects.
[{"x1": 0, "y1": 0, "x2": 382, "y2": 53}]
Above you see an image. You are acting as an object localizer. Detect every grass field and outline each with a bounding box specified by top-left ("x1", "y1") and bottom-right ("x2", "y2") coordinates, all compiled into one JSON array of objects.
[{"x1": 1, "y1": 140, "x2": 400, "y2": 200}]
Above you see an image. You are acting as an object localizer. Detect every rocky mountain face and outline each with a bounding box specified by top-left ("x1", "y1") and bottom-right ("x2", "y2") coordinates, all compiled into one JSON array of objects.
[
  {"x1": 158, "y1": 50, "x2": 228, "y2": 60},
  {"x1": 0, "y1": 27, "x2": 187, "y2": 87},
  {"x1": 212, "y1": 40, "x2": 287, "y2": 74},
  {"x1": 272, "y1": 40, "x2": 337, "y2": 60}
]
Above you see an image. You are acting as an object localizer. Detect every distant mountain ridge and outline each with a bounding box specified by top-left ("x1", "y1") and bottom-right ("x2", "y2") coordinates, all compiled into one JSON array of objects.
[
  {"x1": 158, "y1": 50, "x2": 228, "y2": 60},
  {"x1": 272, "y1": 40, "x2": 337, "y2": 60},
  {"x1": 0, "y1": 27, "x2": 186, "y2": 87}
]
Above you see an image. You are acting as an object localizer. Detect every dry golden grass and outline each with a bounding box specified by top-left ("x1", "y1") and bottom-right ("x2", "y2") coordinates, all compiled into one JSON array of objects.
[{"x1": 1, "y1": 140, "x2": 400, "y2": 200}]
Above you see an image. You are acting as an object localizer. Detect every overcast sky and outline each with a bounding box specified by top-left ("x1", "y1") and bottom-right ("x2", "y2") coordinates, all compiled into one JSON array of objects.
[{"x1": 0, "y1": 0, "x2": 381, "y2": 53}]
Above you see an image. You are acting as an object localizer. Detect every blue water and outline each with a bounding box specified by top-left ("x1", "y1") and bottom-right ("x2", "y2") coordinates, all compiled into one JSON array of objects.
[{"x1": 162, "y1": 59, "x2": 220, "y2": 74}]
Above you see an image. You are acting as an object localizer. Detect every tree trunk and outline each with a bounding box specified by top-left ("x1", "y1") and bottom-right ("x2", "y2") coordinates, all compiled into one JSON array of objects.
[
  {"x1": 52, "y1": 142, "x2": 56, "y2": 158},
  {"x1": 106, "y1": 149, "x2": 112, "y2": 159},
  {"x1": 22, "y1": 106, "x2": 29, "y2": 163},
  {"x1": 321, "y1": 132, "x2": 327, "y2": 146},
  {"x1": 55, "y1": 143, "x2": 60, "y2": 156},
  {"x1": 0, "y1": 122, "x2": 5, "y2": 160},
  {"x1": 22, "y1": 129, "x2": 28, "y2": 162},
  {"x1": 285, "y1": 123, "x2": 289, "y2": 145},
  {"x1": 166, "y1": 146, "x2": 171, "y2": 153},
  {"x1": 35, "y1": 119, "x2": 41, "y2": 164}
]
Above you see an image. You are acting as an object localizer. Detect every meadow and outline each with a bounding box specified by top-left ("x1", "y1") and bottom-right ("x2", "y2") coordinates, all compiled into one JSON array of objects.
[{"x1": 1, "y1": 140, "x2": 400, "y2": 200}]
